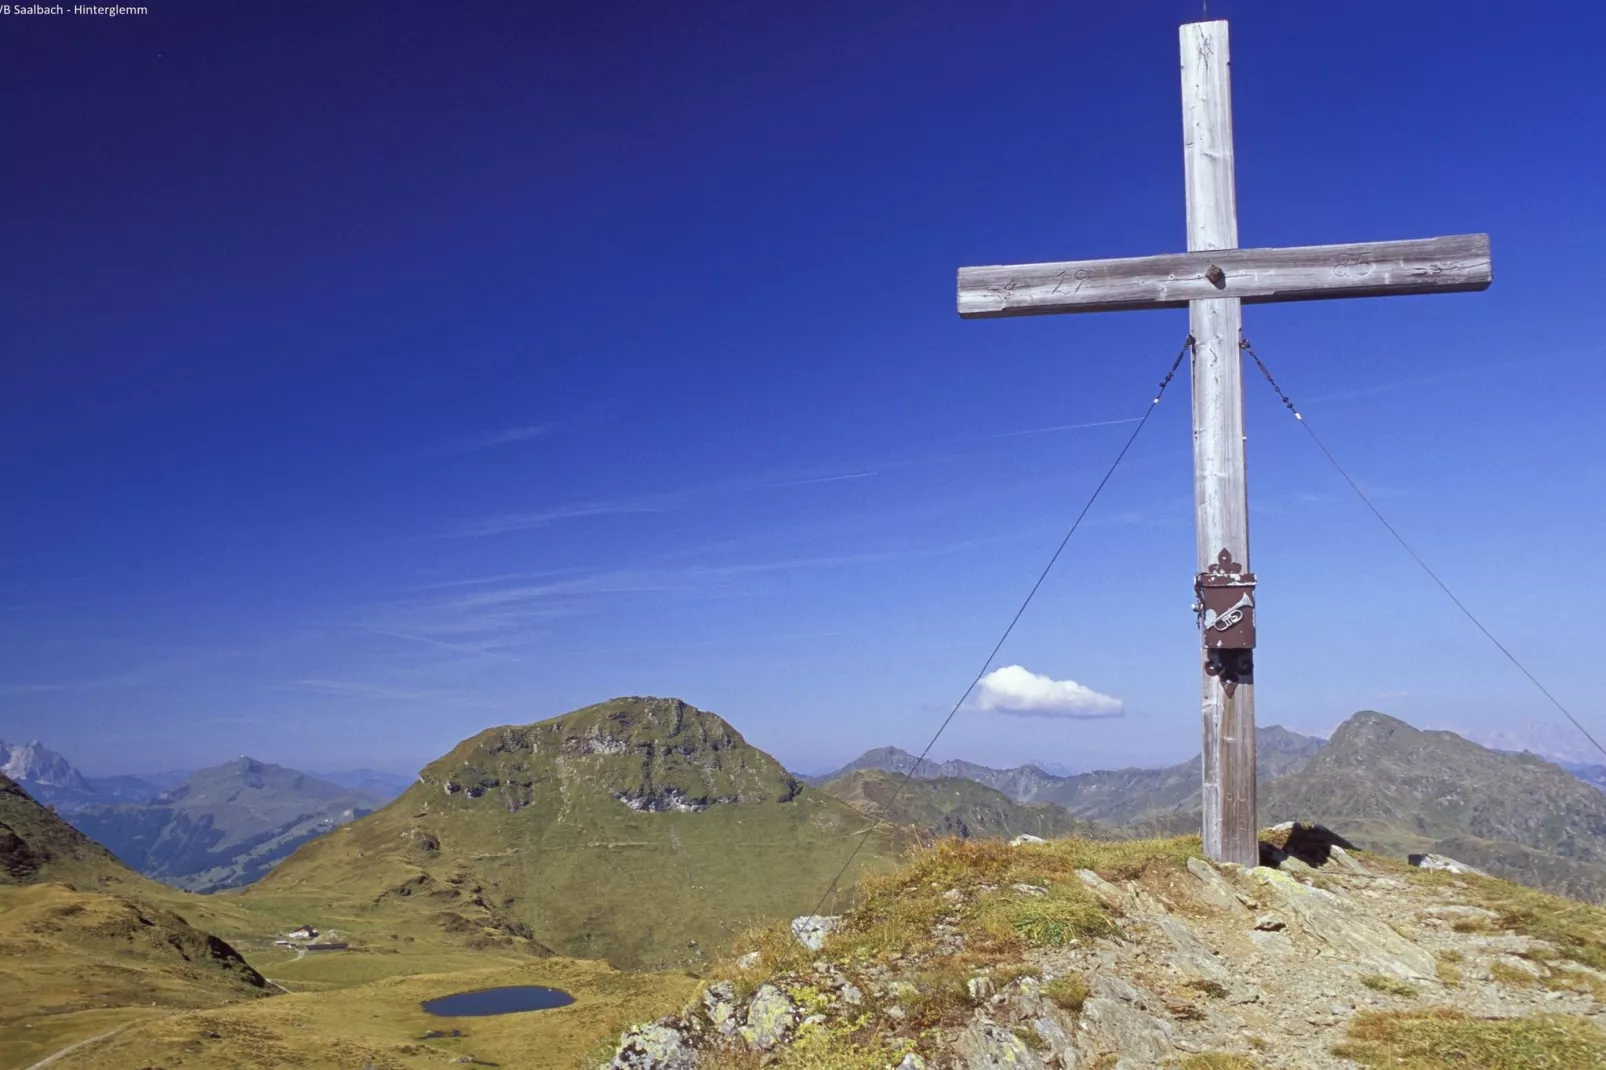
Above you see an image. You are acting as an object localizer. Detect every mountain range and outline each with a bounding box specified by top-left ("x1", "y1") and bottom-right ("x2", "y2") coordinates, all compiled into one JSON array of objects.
[
  {"x1": 822, "y1": 712, "x2": 1606, "y2": 901},
  {"x1": 809, "y1": 724, "x2": 1329, "y2": 830},
  {"x1": 66, "y1": 758, "x2": 386, "y2": 892},
  {"x1": 0, "y1": 738, "x2": 177, "y2": 811}
]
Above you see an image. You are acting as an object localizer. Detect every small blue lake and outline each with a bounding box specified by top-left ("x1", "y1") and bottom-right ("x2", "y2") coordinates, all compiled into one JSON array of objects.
[{"x1": 421, "y1": 986, "x2": 575, "y2": 1017}]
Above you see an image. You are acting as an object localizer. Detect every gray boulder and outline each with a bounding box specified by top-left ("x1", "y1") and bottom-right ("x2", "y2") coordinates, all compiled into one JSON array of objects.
[
  {"x1": 955, "y1": 1021, "x2": 1047, "y2": 1069},
  {"x1": 1409, "y1": 853, "x2": 1488, "y2": 876},
  {"x1": 739, "y1": 984, "x2": 796, "y2": 1049},
  {"x1": 790, "y1": 914, "x2": 840, "y2": 951},
  {"x1": 611, "y1": 1023, "x2": 698, "y2": 1070}
]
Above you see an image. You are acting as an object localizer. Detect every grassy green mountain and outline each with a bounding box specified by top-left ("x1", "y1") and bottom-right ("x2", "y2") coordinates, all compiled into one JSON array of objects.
[
  {"x1": 249, "y1": 696, "x2": 906, "y2": 970},
  {"x1": 816, "y1": 725, "x2": 1327, "y2": 828},
  {"x1": 819, "y1": 768, "x2": 1114, "y2": 842},
  {"x1": 1262, "y1": 711, "x2": 1606, "y2": 901},
  {"x1": 68, "y1": 758, "x2": 383, "y2": 892}
]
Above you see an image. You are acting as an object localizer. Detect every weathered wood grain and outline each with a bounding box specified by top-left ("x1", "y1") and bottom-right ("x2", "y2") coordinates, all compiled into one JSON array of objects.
[
  {"x1": 1183, "y1": 19, "x2": 1259, "y2": 868},
  {"x1": 957, "y1": 233, "x2": 1491, "y2": 318}
]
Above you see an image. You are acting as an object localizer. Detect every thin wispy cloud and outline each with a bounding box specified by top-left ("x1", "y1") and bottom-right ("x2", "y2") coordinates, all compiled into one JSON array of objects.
[
  {"x1": 439, "y1": 495, "x2": 677, "y2": 539},
  {"x1": 1300, "y1": 361, "x2": 1522, "y2": 407},
  {"x1": 364, "y1": 537, "x2": 1023, "y2": 649},
  {"x1": 432, "y1": 417, "x2": 1147, "y2": 542},
  {"x1": 755, "y1": 471, "x2": 880, "y2": 489},
  {"x1": 0, "y1": 651, "x2": 228, "y2": 696},
  {"x1": 287, "y1": 678, "x2": 497, "y2": 705},
  {"x1": 971, "y1": 665, "x2": 1124, "y2": 719},
  {"x1": 354, "y1": 626, "x2": 530, "y2": 664},
  {"x1": 433, "y1": 423, "x2": 556, "y2": 455},
  {"x1": 996, "y1": 417, "x2": 1143, "y2": 438}
]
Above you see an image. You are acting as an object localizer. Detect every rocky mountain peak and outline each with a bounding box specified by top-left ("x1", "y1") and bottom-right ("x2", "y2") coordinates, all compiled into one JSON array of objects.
[
  {"x1": 0, "y1": 739, "x2": 90, "y2": 791},
  {"x1": 420, "y1": 696, "x2": 802, "y2": 813}
]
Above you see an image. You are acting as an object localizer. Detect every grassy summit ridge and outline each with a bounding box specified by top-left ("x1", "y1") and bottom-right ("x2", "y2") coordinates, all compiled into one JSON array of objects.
[{"x1": 251, "y1": 697, "x2": 906, "y2": 969}]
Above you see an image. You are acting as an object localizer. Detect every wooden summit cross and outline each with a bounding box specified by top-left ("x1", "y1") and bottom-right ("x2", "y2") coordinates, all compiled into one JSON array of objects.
[{"x1": 956, "y1": 19, "x2": 1490, "y2": 865}]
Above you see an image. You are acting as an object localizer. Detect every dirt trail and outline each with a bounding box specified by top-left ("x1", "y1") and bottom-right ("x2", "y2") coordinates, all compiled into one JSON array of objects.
[{"x1": 22, "y1": 1021, "x2": 137, "y2": 1070}]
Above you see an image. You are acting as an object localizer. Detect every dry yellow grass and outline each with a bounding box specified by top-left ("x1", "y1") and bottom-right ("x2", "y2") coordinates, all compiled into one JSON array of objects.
[
  {"x1": 52, "y1": 959, "x2": 696, "y2": 1070},
  {"x1": 1333, "y1": 1008, "x2": 1606, "y2": 1068}
]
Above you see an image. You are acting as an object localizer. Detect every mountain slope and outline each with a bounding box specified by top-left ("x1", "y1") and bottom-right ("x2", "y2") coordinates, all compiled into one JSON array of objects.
[
  {"x1": 1263, "y1": 711, "x2": 1606, "y2": 900},
  {"x1": 68, "y1": 758, "x2": 382, "y2": 892},
  {"x1": 0, "y1": 771, "x2": 271, "y2": 1062},
  {"x1": 0, "y1": 772, "x2": 148, "y2": 889},
  {"x1": 819, "y1": 768, "x2": 1114, "y2": 842},
  {"x1": 251, "y1": 696, "x2": 905, "y2": 969}
]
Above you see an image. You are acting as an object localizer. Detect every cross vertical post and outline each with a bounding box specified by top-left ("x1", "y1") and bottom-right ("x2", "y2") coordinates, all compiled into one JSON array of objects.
[{"x1": 1181, "y1": 20, "x2": 1256, "y2": 866}]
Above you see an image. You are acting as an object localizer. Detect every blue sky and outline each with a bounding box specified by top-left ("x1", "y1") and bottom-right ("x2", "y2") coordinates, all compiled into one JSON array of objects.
[{"x1": 2, "y1": 1, "x2": 1602, "y2": 778}]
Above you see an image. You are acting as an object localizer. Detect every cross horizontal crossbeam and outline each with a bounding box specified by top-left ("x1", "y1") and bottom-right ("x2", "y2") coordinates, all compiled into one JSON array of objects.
[{"x1": 958, "y1": 233, "x2": 1490, "y2": 319}]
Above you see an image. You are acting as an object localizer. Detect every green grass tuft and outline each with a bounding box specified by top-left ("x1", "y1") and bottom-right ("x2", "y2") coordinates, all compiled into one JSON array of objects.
[
  {"x1": 1043, "y1": 975, "x2": 1089, "y2": 1012},
  {"x1": 1360, "y1": 974, "x2": 1419, "y2": 998}
]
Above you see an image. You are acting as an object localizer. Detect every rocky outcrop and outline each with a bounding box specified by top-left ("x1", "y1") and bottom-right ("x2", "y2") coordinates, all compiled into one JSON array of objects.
[
  {"x1": 1249, "y1": 865, "x2": 1438, "y2": 980},
  {"x1": 599, "y1": 833, "x2": 1606, "y2": 1070}
]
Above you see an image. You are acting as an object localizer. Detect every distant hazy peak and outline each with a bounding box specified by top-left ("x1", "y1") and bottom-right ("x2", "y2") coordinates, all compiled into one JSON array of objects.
[{"x1": 0, "y1": 739, "x2": 90, "y2": 791}]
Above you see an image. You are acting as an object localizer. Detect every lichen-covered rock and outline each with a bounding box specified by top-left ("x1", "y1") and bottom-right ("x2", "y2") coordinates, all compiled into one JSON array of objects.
[
  {"x1": 1250, "y1": 865, "x2": 1436, "y2": 980},
  {"x1": 738, "y1": 984, "x2": 796, "y2": 1049},
  {"x1": 611, "y1": 1022, "x2": 698, "y2": 1070},
  {"x1": 791, "y1": 914, "x2": 839, "y2": 951},
  {"x1": 702, "y1": 981, "x2": 738, "y2": 1037},
  {"x1": 955, "y1": 1020, "x2": 1047, "y2": 1069}
]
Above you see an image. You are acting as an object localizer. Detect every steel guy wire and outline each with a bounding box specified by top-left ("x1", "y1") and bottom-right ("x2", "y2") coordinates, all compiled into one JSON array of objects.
[
  {"x1": 761, "y1": 335, "x2": 1196, "y2": 979},
  {"x1": 1241, "y1": 335, "x2": 1606, "y2": 766}
]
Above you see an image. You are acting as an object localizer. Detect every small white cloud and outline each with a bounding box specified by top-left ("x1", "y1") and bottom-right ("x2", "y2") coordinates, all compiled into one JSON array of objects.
[{"x1": 973, "y1": 665, "x2": 1123, "y2": 719}]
